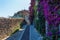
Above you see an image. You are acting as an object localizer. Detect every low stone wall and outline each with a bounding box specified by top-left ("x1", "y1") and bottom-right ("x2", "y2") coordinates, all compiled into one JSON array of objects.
[{"x1": 0, "y1": 18, "x2": 24, "y2": 40}]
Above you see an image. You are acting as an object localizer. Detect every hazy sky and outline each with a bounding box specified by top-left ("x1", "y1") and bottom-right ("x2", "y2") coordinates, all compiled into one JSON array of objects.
[{"x1": 0, "y1": 0, "x2": 30, "y2": 17}]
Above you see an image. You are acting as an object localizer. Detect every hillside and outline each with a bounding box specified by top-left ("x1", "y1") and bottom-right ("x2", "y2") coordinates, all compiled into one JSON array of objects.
[
  {"x1": 0, "y1": 10, "x2": 29, "y2": 40},
  {"x1": 0, "y1": 18, "x2": 24, "y2": 40}
]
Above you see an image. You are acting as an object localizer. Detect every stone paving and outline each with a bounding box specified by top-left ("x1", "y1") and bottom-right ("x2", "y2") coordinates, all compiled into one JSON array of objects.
[
  {"x1": 6, "y1": 24, "x2": 43, "y2": 40},
  {"x1": 6, "y1": 25, "x2": 26, "y2": 40},
  {"x1": 30, "y1": 24, "x2": 43, "y2": 40}
]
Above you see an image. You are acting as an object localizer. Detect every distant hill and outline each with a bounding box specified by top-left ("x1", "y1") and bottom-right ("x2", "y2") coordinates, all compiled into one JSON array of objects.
[{"x1": 12, "y1": 10, "x2": 29, "y2": 18}]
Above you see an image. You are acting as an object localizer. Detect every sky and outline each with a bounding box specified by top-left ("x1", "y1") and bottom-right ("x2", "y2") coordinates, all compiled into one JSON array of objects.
[{"x1": 0, "y1": 0, "x2": 30, "y2": 17}]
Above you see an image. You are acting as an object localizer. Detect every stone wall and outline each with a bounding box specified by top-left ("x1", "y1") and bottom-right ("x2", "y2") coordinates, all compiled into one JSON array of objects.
[{"x1": 0, "y1": 18, "x2": 24, "y2": 40}]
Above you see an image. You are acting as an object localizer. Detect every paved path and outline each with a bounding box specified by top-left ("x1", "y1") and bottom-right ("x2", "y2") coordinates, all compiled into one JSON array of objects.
[
  {"x1": 6, "y1": 25, "x2": 27, "y2": 40},
  {"x1": 30, "y1": 24, "x2": 43, "y2": 40},
  {"x1": 6, "y1": 30, "x2": 24, "y2": 40},
  {"x1": 21, "y1": 25, "x2": 29, "y2": 40},
  {"x1": 6, "y1": 24, "x2": 43, "y2": 40}
]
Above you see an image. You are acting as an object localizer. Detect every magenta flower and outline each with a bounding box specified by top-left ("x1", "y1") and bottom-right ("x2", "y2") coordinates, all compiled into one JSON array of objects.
[
  {"x1": 56, "y1": 31, "x2": 60, "y2": 34},
  {"x1": 47, "y1": 32, "x2": 52, "y2": 36}
]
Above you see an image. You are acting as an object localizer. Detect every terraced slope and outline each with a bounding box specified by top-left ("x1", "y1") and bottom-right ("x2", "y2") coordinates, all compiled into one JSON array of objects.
[{"x1": 0, "y1": 18, "x2": 24, "y2": 40}]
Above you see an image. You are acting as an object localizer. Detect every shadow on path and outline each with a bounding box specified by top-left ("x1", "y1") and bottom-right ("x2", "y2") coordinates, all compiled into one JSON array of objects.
[
  {"x1": 30, "y1": 24, "x2": 43, "y2": 40},
  {"x1": 6, "y1": 24, "x2": 43, "y2": 40}
]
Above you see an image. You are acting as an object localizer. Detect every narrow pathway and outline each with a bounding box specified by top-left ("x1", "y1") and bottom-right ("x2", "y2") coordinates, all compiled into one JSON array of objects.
[
  {"x1": 30, "y1": 24, "x2": 43, "y2": 40},
  {"x1": 6, "y1": 25, "x2": 27, "y2": 40},
  {"x1": 6, "y1": 24, "x2": 43, "y2": 40},
  {"x1": 6, "y1": 31, "x2": 23, "y2": 40},
  {"x1": 6, "y1": 30, "x2": 24, "y2": 40},
  {"x1": 21, "y1": 25, "x2": 29, "y2": 40}
]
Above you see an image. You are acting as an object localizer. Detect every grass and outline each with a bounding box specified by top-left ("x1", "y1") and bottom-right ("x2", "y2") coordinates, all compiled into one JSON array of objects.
[
  {"x1": 11, "y1": 29, "x2": 19, "y2": 35},
  {"x1": 10, "y1": 25, "x2": 20, "y2": 36}
]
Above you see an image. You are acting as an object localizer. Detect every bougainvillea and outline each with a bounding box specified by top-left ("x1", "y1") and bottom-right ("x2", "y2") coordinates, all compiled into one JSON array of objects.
[
  {"x1": 37, "y1": 0, "x2": 45, "y2": 36},
  {"x1": 40, "y1": 0, "x2": 60, "y2": 40},
  {"x1": 29, "y1": 0, "x2": 35, "y2": 24},
  {"x1": 29, "y1": 0, "x2": 60, "y2": 40}
]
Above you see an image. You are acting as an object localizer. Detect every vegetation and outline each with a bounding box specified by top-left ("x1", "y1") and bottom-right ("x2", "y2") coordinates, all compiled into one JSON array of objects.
[
  {"x1": 0, "y1": 18, "x2": 23, "y2": 40},
  {"x1": 30, "y1": 0, "x2": 60, "y2": 40},
  {"x1": 12, "y1": 29, "x2": 19, "y2": 34}
]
